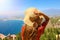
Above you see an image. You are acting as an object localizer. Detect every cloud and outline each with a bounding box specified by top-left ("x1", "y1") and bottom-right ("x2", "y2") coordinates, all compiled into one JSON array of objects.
[
  {"x1": 0, "y1": 0, "x2": 24, "y2": 18},
  {"x1": 0, "y1": 0, "x2": 13, "y2": 11},
  {"x1": 0, "y1": 10, "x2": 24, "y2": 17}
]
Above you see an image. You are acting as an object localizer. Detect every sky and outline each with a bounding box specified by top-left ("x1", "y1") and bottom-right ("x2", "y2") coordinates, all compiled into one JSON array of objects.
[{"x1": 0, "y1": 0, "x2": 60, "y2": 18}]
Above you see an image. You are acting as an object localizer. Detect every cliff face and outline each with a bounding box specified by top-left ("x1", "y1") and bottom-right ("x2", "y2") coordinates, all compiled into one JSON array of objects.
[
  {"x1": 46, "y1": 17, "x2": 60, "y2": 28},
  {"x1": 46, "y1": 20, "x2": 53, "y2": 28}
]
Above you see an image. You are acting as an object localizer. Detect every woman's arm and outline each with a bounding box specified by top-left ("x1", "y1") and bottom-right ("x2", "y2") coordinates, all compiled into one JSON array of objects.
[
  {"x1": 39, "y1": 13, "x2": 49, "y2": 26},
  {"x1": 39, "y1": 13, "x2": 49, "y2": 22},
  {"x1": 21, "y1": 26, "x2": 25, "y2": 40},
  {"x1": 38, "y1": 13, "x2": 49, "y2": 34}
]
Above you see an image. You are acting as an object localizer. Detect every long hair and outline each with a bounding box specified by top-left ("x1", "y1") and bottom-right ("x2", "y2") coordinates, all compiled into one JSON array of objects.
[
  {"x1": 23, "y1": 7, "x2": 45, "y2": 40},
  {"x1": 24, "y1": 24, "x2": 38, "y2": 40},
  {"x1": 24, "y1": 16, "x2": 43, "y2": 40}
]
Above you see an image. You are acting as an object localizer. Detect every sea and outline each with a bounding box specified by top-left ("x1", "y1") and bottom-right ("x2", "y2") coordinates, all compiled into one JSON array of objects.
[{"x1": 0, "y1": 20, "x2": 24, "y2": 35}]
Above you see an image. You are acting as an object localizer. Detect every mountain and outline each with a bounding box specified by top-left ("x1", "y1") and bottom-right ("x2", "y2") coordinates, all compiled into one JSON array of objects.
[{"x1": 42, "y1": 9, "x2": 60, "y2": 17}]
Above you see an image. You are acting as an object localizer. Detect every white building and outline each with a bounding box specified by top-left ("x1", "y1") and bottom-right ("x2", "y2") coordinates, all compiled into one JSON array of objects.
[
  {"x1": 56, "y1": 34, "x2": 60, "y2": 40},
  {"x1": 10, "y1": 34, "x2": 16, "y2": 40},
  {"x1": 7, "y1": 34, "x2": 16, "y2": 40},
  {"x1": 0, "y1": 33, "x2": 6, "y2": 40}
]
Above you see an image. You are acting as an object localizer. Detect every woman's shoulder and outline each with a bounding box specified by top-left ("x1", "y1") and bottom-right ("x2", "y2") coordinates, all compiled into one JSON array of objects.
[{"x1": 22, "y1": 24, "x2": 26, "y2": 30}]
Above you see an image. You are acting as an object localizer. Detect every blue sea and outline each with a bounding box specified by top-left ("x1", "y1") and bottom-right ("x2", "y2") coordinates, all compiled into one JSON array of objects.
[{"x1": 0, "y1": 20, "x2": 24, "y2": 35}]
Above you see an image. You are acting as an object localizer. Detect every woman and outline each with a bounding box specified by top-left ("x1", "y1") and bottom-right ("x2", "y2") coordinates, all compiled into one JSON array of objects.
[{"x1": 21, "y1": 8, "x2": 49, "y2": 40}]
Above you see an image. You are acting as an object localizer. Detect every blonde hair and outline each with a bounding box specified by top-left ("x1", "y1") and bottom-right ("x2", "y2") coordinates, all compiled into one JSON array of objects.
[
  {"x1": 25, "y1": 7, "x2": 41, "y2": 17},
  {"x1": 24, "y1": 7, "x2": 45, "y2": 26}
]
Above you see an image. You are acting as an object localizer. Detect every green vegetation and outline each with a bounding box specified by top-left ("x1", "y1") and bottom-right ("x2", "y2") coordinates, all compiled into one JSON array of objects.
[
  {"x1": 2, "y1": 28, "x2": 60, "y2": 40},
  {"x1": 50, "y1": 17, "x2": 60, "y2": 26},
  {"x1": 16, "y1": 32, "x2": 22, "y2": 40},
  {"x1": 40, "y1": 28, "x2": 60, "y2": 40}
]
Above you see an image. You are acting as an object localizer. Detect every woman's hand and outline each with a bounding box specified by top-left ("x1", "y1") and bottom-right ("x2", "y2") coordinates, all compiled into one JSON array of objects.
[
  {"x1": 33, "y1": 22, "x2": 38, "y2": 29},
  {"x1": 39, "y1": 13, "x2": 50, "y2": 21}
]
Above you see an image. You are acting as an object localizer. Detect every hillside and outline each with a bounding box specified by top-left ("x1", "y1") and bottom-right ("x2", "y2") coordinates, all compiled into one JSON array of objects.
[{"x1": 43, "y1": 9, "x2": 60, "y2": 16}]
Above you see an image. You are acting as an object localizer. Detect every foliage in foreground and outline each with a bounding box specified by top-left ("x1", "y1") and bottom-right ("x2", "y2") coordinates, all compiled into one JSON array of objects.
[
  {"x1": 1, "y1": 28, "x2": 60, "y2": 40},
  {"x1": 40, "y1": 28, "x2": 60, "y2": 40}
]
